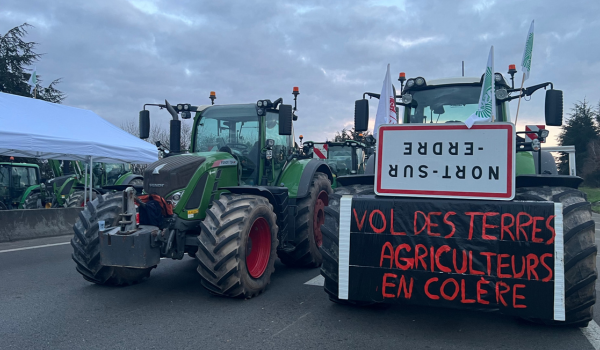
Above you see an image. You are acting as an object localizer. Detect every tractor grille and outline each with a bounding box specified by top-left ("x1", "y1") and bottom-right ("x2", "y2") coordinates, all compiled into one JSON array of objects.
[{"x1": 143, "y1": 155, "x2": 206, "y2": 198}]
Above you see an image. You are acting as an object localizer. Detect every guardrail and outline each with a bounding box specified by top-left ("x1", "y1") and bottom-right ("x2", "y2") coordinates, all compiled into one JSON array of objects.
[{"x1": 0, "y1": 208, "x2": 82, "y2": 243}]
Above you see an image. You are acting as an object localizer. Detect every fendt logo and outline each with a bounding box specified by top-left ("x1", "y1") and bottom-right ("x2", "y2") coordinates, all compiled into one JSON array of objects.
[{"x1": 152, "y1": 164, "x2": 167, "y2": 174}]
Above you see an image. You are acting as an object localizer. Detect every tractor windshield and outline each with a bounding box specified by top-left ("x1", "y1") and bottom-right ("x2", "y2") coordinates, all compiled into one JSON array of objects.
[
  {"x1": 326, "y1": 145, "x2": 354, "y2": 176},
  {"x1": 194, "y1": 104, "x2": 260, "y2": 182},
  {"x1": 104, "y1": 163, "x2": 128, "y2": 186},
  {"x1": 404, "y1": 86, "x2": 482, "y2": 124}
]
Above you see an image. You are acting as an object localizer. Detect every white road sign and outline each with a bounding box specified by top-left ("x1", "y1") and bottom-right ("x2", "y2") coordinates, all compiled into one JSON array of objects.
[{"x1": 375, "y1": 123, "x2": 515, "y2": 200}]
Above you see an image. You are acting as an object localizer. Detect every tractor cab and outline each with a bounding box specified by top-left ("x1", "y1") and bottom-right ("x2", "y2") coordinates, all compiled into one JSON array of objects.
[
  {"x1": 303, "y1": 139, "x2": 368, "y2": 177},
  {"x1": 0, "y1": 162, "x2": 41, "y2": 209}
]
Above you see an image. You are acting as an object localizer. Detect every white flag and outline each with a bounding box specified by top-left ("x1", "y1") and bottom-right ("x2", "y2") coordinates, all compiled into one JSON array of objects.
[
  {"x1": 27, "y1": 66, "x2": 37, "y2": 94},
  {"x1": 374, "y1": 64, "x2": 397, "y2": 140},
  {"x1": 521, "y1": 20, "x2": 534, "y2": 82},
  {"x1": 465, "y1": 46, "x2": 495, "y2": 128}
]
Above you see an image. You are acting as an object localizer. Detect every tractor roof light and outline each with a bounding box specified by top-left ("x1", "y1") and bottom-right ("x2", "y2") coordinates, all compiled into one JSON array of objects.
[
  {"x1": 406, "y1": 79, "x2": 415, "y2": 88},
  {"x1": 398, "y1": 72, "x2": 406, "y2": 82},
  {"x1": 508, "y1": 64, "x2": 517, "y2": 74},
  {"x1": 540, "y1": 129, "x2": 550, "y2": 138},
  {"x1": 415, "y1": 77, "x2": 426, "y2": 86},
  {"x1": 293, "y1": 86, "x2": 300, "y2": 95},
  {"x1": 532, "y1": 139, "x2": 541, "y2": 152},
  {"x1": 257, "y1": 100, "x2": 263, "y2": 107},
  {"x1": 401, "y1": 94, "x2": 413, "y2": 104}
]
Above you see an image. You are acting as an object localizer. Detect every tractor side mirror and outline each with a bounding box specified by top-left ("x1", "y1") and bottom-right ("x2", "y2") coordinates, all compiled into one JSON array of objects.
[
  {"x1": 279, "y1": 104, "x2": 293, "y2": 135},
  {"x1": 545, "y1": 89, "x2": 563, "y2": 126},
  {"x1": 354, "y1": 99, "x2": 369, "y2": 132},
  {"x1": 139, "y1": 110, "x2": 150, "y2": 139}
]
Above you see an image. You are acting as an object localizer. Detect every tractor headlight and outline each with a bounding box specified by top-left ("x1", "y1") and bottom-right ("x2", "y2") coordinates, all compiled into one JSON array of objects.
[
  {"x1": 541, "y1": 129, "x2": 550, "y2": 138},
  {"x1": 177, "y1": 104, "x2": 183, "y2": 110},
  {"x1": 406, "y1": 79, "x2": 415, "y2": 88},
  {"x1": 167, "y1": 191, "x2": 184, "y2": 206},
  {"x1": 401, "y1": 94, "x2": 413, "y2": 104},
  {"x1": 495, "y1": 88, "x2": 508, "y2": 100},
  {"x1": 257, "y1": 100, "x2": 263, "y2": 107},
  {"x1": 532, "y1": 139, "x2": 541, "y2": 152},
  {"x1": 415, "y1": 77, "x2": 425, "y2": 86}
]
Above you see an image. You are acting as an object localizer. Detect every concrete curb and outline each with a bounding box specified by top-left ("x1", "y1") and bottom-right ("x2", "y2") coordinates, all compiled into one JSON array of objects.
[{"x1": 0, "y1": 208, "x2": 82, "y2": 243}]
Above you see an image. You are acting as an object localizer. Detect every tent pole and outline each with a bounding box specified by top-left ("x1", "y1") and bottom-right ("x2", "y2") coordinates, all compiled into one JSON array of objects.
[
  {"x1": 89, "y1": 156, "x2": 93, "y2": 204},
  {"x1": 83, "y1": 163, "x2": 88, "y2": 205}
]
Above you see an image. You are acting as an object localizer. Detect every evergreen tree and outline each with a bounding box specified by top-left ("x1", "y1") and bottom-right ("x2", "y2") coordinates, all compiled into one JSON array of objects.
[
  {"x1": 557, "y1": 100, "x2": 598, "y2": 177},
  {"x1": 0, "y1": 23, "x2": 65, "y2": 103}
]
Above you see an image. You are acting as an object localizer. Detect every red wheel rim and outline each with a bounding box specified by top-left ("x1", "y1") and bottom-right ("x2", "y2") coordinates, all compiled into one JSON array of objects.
[
  {"x1": 246, "y1": 217, "x2": 271, "y2": 279},
  {"x1": 313, "y1": 191, "x2": 328, "y2": 247}
]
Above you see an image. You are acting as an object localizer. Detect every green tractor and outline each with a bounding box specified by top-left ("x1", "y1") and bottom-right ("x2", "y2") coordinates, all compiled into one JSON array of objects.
[
  {"x1": 321, "y1": 71, "x2": 597, "y2": 326},
  {"x1": 71, "y1": 92, "x2": 333, "y2": 298},
  {"x1": 0, "y1": 160, "x2": 44, "y2": 210},
  {"x1": 302, "y1": 138, "x2": 374, "y2": 187},
  {"x1": 41, "y1": 159, "x2": 84, "y2": 208},
  {"x1": 65, "y1": 162, "x2": 143, "y2": 207}
]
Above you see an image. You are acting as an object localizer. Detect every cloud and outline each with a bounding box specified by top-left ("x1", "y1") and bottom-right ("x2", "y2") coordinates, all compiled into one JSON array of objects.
[{"x1": 0, "y1": 0, "x2": 598, "y2": 145}]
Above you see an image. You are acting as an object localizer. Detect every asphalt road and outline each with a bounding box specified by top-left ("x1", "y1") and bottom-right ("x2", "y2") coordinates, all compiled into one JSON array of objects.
[{"x1": 1, "y1": 216, "x2": 600, "y2": 350}]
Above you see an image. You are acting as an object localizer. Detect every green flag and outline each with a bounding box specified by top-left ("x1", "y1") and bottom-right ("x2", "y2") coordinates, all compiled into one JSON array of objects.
[
  {"x1": 465, "y1": 46, "x2": 495, "y2": 128},
  {"x1": 521, "y1": 20, "x2": 534, "y2": 82}
]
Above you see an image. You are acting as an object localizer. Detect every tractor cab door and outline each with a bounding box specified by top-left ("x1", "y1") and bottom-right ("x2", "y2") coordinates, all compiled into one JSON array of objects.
[
  {"x1": 11, "y1": 166, "x2": 37, "y2": 206},
  {"x1": 265, "y1": 111, "x2": 293, "y2": 184},
  {"x1": 0, "y1": 165, "x2": 10, "y2": 206}
]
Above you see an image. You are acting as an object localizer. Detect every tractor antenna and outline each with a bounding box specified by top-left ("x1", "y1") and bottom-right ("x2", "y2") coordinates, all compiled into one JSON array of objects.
[
  {"x1": 462, "y1": 61, "x2": 464, "y2": 77},
  {"x1": 209, "y1": 91, "x2": 216, "y2": 105},
  {"x1": 292, "y1": 87, "x2": 299, "y2": 111}
]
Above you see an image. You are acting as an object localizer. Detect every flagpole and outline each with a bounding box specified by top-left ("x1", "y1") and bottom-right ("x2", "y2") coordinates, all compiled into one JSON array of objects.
[{"x1": 514, "y1": 72, "x2": 526, "y2": 125}]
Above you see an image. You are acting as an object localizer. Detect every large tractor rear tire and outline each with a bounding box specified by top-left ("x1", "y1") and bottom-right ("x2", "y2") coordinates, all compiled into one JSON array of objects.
[
  {"x1": 278, "y1": 172, "x2": 332, "y2": 268},
  {"x1": 196, "y1": 194, "x2": 278, "y2": 298},
  {"x1": 66, "y1": 190, "x2": 97, "y2": 208},
  {"x1": 516, "y1": 186, "x2": 597, "y2": 327},
  {"x1": 22, "y1": 191, "x2": 42, "y2": 209},
  {"x1": 71, "y1": 193, "x2": 153, "y2": 286},
  {"x1": 321, "y1": 185, "x2": 374, "y2": 305}
]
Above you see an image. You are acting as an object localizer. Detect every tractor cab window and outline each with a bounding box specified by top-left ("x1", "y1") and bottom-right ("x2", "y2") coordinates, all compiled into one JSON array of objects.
[
  {"x1": 104, "y1": 163, "x2": 127, "y2": 186},
  {"x1": 195, "y1": 105, "x2": 260, "y2": 184},
  {"x1": 28, "y1": 168, "x2": 38, "y2": 185},
  {"x1": 11, "y1": 167, "x2": 34, "y2": 187},
  {"x1": 403, "y1": 85, "x2": 504, "y2": 124},
  {"x1": 265, "y1": 111, "x2": 293, "y2": 179},
  {"x1": 327, "y1": 145, "x2": 353, "y2": 176},
  {"x1": 0, "y1": 166, "x2": 9, "y2": 186},
  {"x1": 355, "y1": 147, "x2": 365, "y2": 173}
]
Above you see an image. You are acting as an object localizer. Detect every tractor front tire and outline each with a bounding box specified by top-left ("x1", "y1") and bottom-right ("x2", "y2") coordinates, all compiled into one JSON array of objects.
[
  {"x1": 71, "y1": 193, "x2": 153, "y2": 285},
  {"x1": 196, "y1": 194, "x2": 278, "y2": 298},
  {"x1": 66, "y1": 190, "x2": 97, "y2": 208},
  {"x1": 23, "y1": 191, "x2": 42, "y2": 209},
  {"x1": 278, "y1": 172, "x2": 332, "y2": 268},
  {"x1": 516, "y1": 186, "x2": 597, "y2": 327}
]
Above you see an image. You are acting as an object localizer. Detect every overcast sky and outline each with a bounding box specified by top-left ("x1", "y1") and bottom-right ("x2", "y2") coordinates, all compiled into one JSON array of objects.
[{"x1": 2, "y1": 0, "x2": 599, "y2": 145}]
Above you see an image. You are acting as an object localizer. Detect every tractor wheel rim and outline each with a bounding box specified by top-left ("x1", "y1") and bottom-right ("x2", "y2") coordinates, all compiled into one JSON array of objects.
[
  {"x1": 246, "y1": 217, "x2": 271, "y2": 279},
  {"x1": 313, "y1": 191, "x2": 328, "y2": 247}
]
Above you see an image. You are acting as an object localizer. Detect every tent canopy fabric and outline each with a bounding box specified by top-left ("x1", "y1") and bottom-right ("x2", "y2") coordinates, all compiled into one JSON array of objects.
[{"x1": 0, "y1": 92, "x2": 157, "y2": 164}]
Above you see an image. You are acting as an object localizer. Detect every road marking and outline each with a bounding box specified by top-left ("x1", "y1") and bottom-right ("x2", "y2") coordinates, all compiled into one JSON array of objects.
[
  {"x1": 304, "y1": 275, "x2": 324, "y2": 286},
  {"x1": 272, "y1": 312, "x2": 311, "y2": 337},
  {"x1": 0, "y1": 241, "x2": 71, "y2": 254},
  {"x1": 582, "y1": 320, "x2": 600, "y2": 350}
]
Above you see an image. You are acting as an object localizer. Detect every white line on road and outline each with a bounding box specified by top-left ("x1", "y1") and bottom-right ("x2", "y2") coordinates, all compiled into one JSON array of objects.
[
  {"x1": 304, "y1": 275, "x2": 324, "y2": 286},
  {"x1": 0, "y1": 241, "x2": 71, "y2": 254},
  {"x1": 582, "y1": 320, "x2": 600, "y2": 350}
]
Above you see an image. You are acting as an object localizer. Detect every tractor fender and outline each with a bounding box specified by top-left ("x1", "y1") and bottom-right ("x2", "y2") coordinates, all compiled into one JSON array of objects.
[
  {"x1": 18, "y1": 185, "x2": 41, "y2": 208},
  {"x1": 118, "y1": 174, "x2": 143, "y2": 185},
  {"x1": 279, "y1": 159, "x2": 333, "y2": 199}
]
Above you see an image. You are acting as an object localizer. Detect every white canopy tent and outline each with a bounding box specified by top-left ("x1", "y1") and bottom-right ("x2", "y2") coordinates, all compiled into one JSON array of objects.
[
  {"x1": 0, "y1": 92, "x2": 158, "y2": 203},
  {"x1": 0, "y1": 92, "x2": 157, "y2": 164}
]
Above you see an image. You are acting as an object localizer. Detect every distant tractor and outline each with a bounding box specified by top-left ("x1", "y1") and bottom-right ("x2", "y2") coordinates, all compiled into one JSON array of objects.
[
  {"x1": 71, "y1": 89, "x2": 333, "y2": 298},
  {"x1": 66, "y1": 162, "x2": 143, "y2": 207},
  {"x1": 321, "y1": 70, "x2": 597, "y2": 327},
  {"x1": 0, "y1": 160, "x2": 44, "y2": 210},
  {"x1": 303, "y1": 138, "x2": 374, "y2": 187}
]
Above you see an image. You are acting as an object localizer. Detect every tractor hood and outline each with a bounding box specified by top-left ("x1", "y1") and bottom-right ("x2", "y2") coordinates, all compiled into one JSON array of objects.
[{"x1": 144, "y1": 155, "x2": 206, "y2": 198}]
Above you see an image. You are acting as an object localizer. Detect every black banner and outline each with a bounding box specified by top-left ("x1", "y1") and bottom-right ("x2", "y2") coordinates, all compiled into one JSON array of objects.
[{"x1": 345, "y1": 196, "x2": 559, "y2": 320}]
